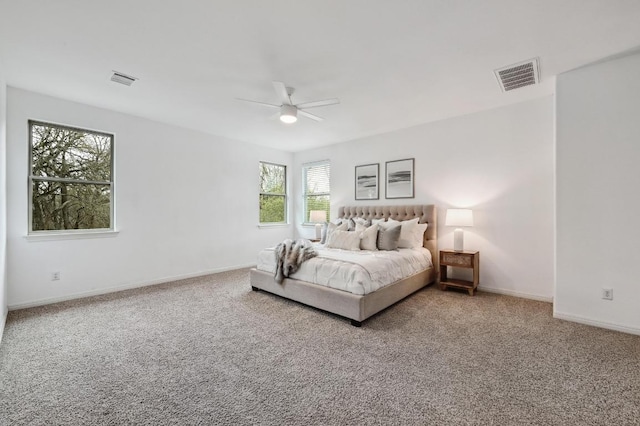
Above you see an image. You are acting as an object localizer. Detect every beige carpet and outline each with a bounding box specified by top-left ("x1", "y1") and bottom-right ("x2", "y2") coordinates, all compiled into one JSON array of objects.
[{"x1": 1, "y1": 268, "x2": 638, "y2": 425}]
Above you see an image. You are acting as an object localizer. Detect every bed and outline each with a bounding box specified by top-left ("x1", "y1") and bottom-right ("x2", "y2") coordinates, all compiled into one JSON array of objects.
[{"x1": 249, "y1": 205, "x2": 438, "y2": 326}]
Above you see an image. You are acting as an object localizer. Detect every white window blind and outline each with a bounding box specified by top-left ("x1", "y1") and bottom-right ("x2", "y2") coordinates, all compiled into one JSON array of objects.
[{"x1": 303, "y1": 160, "x2": 330, "y2": 224}]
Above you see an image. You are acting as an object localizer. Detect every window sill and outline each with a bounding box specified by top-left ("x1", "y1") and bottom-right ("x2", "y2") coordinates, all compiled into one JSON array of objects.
[
  {"x1": 257, "y1": 223, "x2": 290, "y2": 229},
  {"x1": 25, "y1": 230, "x2": 120, "y2": 242}
]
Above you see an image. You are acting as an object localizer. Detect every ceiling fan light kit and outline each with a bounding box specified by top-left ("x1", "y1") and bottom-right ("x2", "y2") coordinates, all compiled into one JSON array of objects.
[
  {"x1": 280, "y1": 104, "x2": 298, "y2": 123},
  {"x1": 237, "y1": 81, "x2": 339, "y2": 124}
]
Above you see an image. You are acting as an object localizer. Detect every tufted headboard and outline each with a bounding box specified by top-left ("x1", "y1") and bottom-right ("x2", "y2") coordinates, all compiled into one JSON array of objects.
[{"x1": 338, "y1": 205, "x2": 438, "y2": 271}]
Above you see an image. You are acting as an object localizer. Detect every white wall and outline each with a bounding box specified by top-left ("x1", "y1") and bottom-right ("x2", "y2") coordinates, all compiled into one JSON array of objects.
[
  {"x1": 556, "y1": 52, "x2": 640, "y2": 335},
  {"x1": 293, "y1": 96, "x2": 555, "y2": 301},
  {"x1": 0, "y1": 68, "x2": 7, "y2": 342},
  {"x1": 6, "y1": 88, "x2": 293, "y2": 308}
]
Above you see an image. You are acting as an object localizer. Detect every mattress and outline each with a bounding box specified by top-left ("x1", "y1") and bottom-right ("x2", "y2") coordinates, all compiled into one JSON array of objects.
[{"x1": 256, "y1": 245, "x2": 433, "y2": 295}]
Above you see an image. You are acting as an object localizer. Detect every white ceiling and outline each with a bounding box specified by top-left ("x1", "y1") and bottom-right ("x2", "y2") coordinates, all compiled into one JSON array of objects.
[{"x1": 1, "y1": 1, "x2": 640, "y2": 152}]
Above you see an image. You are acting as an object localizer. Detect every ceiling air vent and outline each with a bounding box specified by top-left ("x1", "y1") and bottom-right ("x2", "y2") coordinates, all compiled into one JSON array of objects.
[
  {"x1": 110, "y1": 71, "x2": 137, "y2": 86},
  {"x1": 494, "y1": 58, "x2": 539, "y2": 92}
]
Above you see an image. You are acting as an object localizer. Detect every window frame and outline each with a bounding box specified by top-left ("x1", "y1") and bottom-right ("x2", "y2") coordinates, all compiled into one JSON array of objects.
[
  {"x1": 302, "y1": 160, "x2": 331, "y2": 225},
  {"x1": 28, "y1": 120, "x2": 115, "y2": 235},
  {"x1": 258, "y1": 161, "x2": 288, "y2": 225}
]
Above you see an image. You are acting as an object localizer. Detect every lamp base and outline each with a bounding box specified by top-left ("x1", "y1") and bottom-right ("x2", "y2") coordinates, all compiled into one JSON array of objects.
[
  {"x1": 453, "y1": 228, "x2": 464, "y2": 252},
  {"x1": 315, "y1": 223, "x2": 322, "y2": 240}
]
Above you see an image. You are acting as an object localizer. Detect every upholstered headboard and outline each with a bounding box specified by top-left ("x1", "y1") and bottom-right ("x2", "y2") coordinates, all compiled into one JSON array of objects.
[{"x1": 338, "y1": 205, "x2": 438, "y2": 270}]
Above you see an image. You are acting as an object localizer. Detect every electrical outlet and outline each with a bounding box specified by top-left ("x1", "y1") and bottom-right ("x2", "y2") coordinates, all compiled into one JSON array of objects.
[
  {"x1": 51, "y1": 272, "x2": 60, "y2": 281},
  {"x1": 602, "y1": 288, "x2": 613, "y2": 300}
]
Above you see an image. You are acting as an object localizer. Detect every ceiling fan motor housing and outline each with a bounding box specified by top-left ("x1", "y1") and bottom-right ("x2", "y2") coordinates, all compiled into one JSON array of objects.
[{"x1": 280, "y1": 104, "x2": 298, "y2": 123}]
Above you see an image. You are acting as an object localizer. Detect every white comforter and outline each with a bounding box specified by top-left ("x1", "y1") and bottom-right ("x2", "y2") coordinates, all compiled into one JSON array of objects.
[{"x1": 257, "y1": 245, "x2": 433, "y2": 295}]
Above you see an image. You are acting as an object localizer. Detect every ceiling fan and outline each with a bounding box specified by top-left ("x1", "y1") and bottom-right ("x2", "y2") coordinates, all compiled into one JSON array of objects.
[{"x1": 237, "y1": 81, "x2": 340, "y2": 123}]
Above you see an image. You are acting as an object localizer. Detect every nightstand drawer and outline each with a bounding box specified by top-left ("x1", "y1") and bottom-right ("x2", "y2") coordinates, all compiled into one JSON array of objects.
[{"x1": 441, "y1": 252, "x2": 472, "y2": 267}]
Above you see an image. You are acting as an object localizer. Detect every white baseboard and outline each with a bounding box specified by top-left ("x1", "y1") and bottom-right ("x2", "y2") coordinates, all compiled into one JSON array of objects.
[
  {"x1": 8, "y1": 263, "x2": 256, "y2": 311},
  {"x1": 553, "y1": 311, "x2": 640, "y2": 336},
  {"x1": 478, "y1": 285, "x2": 553, "y2": 303}
]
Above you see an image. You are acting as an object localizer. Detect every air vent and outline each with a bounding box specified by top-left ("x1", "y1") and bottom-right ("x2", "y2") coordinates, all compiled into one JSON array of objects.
[
  {"x1": 110, "y1": 71, "x2": 137, "y2": 86},
  {"x1": 494, "y1": 58, "x2": 539, "y2": 92}
]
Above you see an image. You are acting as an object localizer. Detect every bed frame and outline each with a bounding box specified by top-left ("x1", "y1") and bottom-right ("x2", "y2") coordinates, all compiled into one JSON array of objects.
[{"x1": 249, "y1": 205, "x2": 438, "y2": 326}]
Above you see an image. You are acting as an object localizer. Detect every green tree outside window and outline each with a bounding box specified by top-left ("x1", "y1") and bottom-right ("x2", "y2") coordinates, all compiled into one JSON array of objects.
[{"x1": 259, "y1": 162, "x2": 287, "y2": 223}]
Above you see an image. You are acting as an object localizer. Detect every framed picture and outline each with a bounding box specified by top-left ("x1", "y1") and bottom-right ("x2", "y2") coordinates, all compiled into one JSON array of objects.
[
  {"x1": 355, "y1": 163, "x2": 379, "y2": 200},
  {"x1": 385, "y1": 158, "x2": 414, "y2": 199}
]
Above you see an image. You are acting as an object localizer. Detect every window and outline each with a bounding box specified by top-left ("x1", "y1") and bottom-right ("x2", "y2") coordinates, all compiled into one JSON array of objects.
[
  {"x1": 303, "y1": 160, "x2": 330, "y2": 224},
  {"x1": 29, "y1": 120, "x2": 114, "y2": 233},
  {"x1": 259, "y1": 162, "x2": 287, "y2": 224}
]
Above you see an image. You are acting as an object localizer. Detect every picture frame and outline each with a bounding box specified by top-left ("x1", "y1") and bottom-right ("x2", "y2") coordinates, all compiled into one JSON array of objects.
[
  {"x1": 385, "y1": 158, "x2": 414, "y2": 199},
  {"x1": 355, "y1": 163, "x2": 379, "y2": 200}
]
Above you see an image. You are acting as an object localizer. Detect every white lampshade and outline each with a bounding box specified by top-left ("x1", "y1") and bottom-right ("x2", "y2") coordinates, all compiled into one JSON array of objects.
[
  {"x1": 309, "y1": 210, "x2": 327, "y2": 223},
  {"x1": 445, "y1": 209, "x2": 474, "y2": 227},
  {"x1": 280, "y1": 105, "x2": 297, "y2": 123}
]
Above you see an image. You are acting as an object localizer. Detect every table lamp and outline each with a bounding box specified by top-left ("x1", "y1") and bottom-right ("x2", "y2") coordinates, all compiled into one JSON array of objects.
[
  {"x1": 309, "y1": 210, "x2": 327, "y2": 240},
  {"x1": 445, "y1": 208, "x2": 473, "y2": 252}
]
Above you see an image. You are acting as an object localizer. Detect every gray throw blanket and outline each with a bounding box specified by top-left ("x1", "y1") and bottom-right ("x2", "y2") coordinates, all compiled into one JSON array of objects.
[{"x1": 274, "y1": 239, "x2": 318, "y2": 284}]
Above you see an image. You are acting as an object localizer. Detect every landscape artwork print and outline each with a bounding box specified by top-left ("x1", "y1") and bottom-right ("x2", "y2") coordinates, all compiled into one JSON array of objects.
[
  {"x1": 385, "y1": 158, "x2": 414, "y2": 199},
  {"x1": 355, "y1": 163, "x2": 379, "y2": 200}
]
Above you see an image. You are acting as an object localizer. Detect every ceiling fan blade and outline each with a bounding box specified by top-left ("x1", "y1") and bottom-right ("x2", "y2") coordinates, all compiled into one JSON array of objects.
[
  {"x1": 236, "y1": 98, "x2": 280, "y2": 109},
  {"x1": 298, "y1": 109, "x2": 324, "y2": 122},
  {"x1": 272, "y1": 81, "x2": 292, "y2": 105},
  {"x1": 296, "y1": 98, "x2": 340, "y2": 109}
]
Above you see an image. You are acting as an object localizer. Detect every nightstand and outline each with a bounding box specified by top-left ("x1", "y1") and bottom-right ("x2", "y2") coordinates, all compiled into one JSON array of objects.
[
  {"x1": 439, "y1": 250, "x2": 479, "y2": 295},
  {"x1": 309, "y1": 238, "x2": 321, "y2": 243}
]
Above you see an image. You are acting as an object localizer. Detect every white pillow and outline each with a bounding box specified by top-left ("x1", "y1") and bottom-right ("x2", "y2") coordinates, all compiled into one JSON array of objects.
[
  {"x1": 377, "y1": 218, "x2": 396, "y2": 229},
  {"x1": 397, "y1": 218, "x2": 420, "y2": 248},
  {"x1": 356, "y1": 223, "x2": 378, "y2": 250},
  {"x1": 324, "y1": 221, "x2": 348, "y2": 244},
  {"x1": 379, "y1": 218, "x2": 427, "y2": 248},
  {"x1": 372, "y1": 218, "x2": 386, "y2": 226},
  {"x1": 411, "y1": 223, "x2": 428, "y2": 248},
  {"x1": 326, "y1": 229, "x2": 361, "y2": 251}
]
